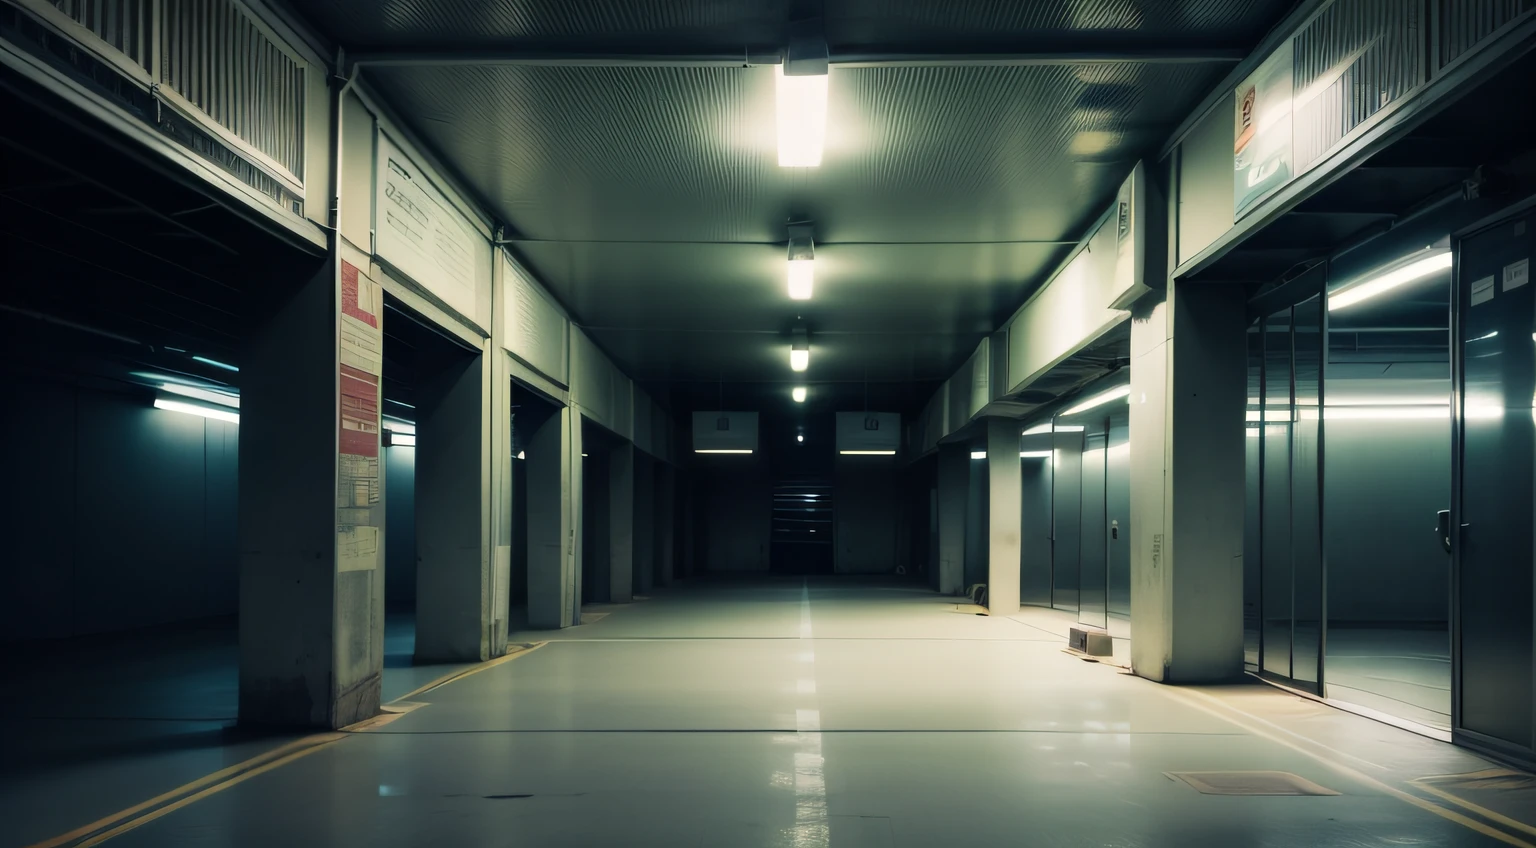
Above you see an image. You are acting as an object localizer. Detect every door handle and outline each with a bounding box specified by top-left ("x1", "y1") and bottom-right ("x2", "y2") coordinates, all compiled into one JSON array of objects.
[{"x1": 1436, "y1": 510, "x2": 1452, "y2": 554}]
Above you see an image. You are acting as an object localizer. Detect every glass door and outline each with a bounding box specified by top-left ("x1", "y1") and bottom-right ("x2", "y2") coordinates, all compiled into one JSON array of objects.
[{"x1": 1456, "y1": 210, "x2": 1536, "y2": 753}]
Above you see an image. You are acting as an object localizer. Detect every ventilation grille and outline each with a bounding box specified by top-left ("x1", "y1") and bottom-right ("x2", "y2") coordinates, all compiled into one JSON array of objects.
[
  {"x1": 47, "y1": 0, "x2": 151, "y2": 71},
  {"x1": 160, "y1": 0, "x2": 305, "y2": 179},
  {"x1": 1439, "y1": 0, "x2": 1535, "y2": 68},
  {"x1": 1292, "y1": 0, "x2": 1425, "y2": 174}
]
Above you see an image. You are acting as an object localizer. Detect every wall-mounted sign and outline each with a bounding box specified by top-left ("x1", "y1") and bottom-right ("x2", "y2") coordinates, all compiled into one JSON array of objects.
[
  {"x1": 1234, "y1": 39, "x2": 1295, "y2": 218},
  {"x1": 376, "y1": 134, "x2": 481, "y2": 322}
]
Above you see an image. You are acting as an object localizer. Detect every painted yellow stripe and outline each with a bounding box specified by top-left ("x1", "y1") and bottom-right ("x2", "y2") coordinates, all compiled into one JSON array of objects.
[
  {"x1": 1411, "y1": 779, "x2": 1536, "y2": 839},
  {"x1": 23, "y1": 732, "x2": 344, "y2": 848},
  {"x1": 388, "y1": 641, "x2": 547, "y2": 704},
  {"x1": 1163, "y1": 686, "x2": 1536, "y2": 848}
]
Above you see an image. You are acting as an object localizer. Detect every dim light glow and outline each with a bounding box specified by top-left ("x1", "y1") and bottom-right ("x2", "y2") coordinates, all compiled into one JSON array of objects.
[
  {"x1": 391, "y1": 434, "x2": 417, "y2": 447},
  {"x1": 788, "y1": 259, "x2": 815, "y2": 300},
  {"x1": 1329, "y1": 251, "x2": 1453, "y2": 311},
  {"x1": 1061, "y1": 384, "x2": 1131, "y2": 416},
  {"x1": 1019, "y1": 450, "x2": 1052, "y2": 458},
  {"x1": 160, "y1": 383, "x2": 239, "y2": 408},
  {"x1": 790, "y1": 348, "x2": 809, "y2": 372},
  {"x1": 839, "y1": 450, "x2": 896, "y2": 456},
  {"x1": 154, "y1": 397, "x2": 239, "y2": 424},
  {"x1": 792, "y1": 386, "x2": 807, "y2": 403},
  {"x1": 776, "y1": 65, "x2": 827, "y2": 167},
  {"x1": 192, "y1": 355, "x2": 239, "y2": 372}
]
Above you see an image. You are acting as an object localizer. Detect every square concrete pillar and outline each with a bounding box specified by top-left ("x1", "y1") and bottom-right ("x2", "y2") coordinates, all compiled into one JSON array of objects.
[
  {"x1": 936, "y1": 442, "x2": 968, "y2": 596},
  {"x1": 1129, "y1": 282, "x2": 1246, "y2": 683},
  {"x1": 414, "y1": 348, "x2": 492, "y2": 663},
  {"x1": 609, "y1": 443, "x2": 635, "y2": 603},
  {"x1": 985, "y1": 418, "x2": 1022, "y2": 615},
  {"x1": 239, "y1": 249, "x2": 384, "y2": 729},
  {"x1": 527, "y1": 406, "x2": 578, "y2": 628},
  {"x1": 634, "y1": 453, "x2": 655, "y2": 594},
  {"x1": 655, "y1": 463, "x2": 676, "y2": 587}
]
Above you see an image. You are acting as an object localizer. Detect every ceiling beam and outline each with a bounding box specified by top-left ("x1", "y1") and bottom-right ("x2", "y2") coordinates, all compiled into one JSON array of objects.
[{"x1": 349, "y1": 46, "x2": 1245, "y2": 69}]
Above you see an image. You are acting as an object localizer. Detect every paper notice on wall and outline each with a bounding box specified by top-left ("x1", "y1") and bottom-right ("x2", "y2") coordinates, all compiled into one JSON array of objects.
[
  {"x1": 338, "y1": 525, "x2": 380, "y2": 572},
  {"x1": 1503, "y1": 258, "x2": 1530, "y2": 292},
  {"x1": 376, "y1": 136, "x2": 478, "y2": 321},
  {"x1": 1471, "y1": 276, "x2": 1496, "y2": 306},
  {"x1": 341, "y1": 261, "x2": 383, "y2": 375}
]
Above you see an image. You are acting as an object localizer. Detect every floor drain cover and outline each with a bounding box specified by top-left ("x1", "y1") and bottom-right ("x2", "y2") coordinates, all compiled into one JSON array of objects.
[{"x1": 1166, "y1": 771, "x2": 1340, "y2": 796}]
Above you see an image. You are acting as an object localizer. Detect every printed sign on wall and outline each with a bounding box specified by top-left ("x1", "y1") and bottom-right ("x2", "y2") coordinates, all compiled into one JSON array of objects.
[
  {"x1": 1234, "y1": 39, "x2": 1295, "y2": 218},
  {"x1": 376, "y1": 134, "x2": 481, "y2": 323},
  {"x1": 338, "y1": 259, "x2": 383, "y2": 573}
]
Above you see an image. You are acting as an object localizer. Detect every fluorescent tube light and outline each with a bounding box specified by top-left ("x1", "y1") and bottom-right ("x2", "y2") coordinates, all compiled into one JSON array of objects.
[
  {"x1": 840, "y1": 450, "x2": 896, "y2": 456},
  {"x1": 788, "y1": 259, "x2": 814, "y2": 300},
  {"x1": 386, "y1": 399, "x2": 416, "y2": 409},
  {"x1": 696, "y1": 449, "x2": 754, "y2": 454},
  {"x1": 1019, "y1": 450, "x2": 1052, "y2": 458},
  {"x1": 192, "y1": 355, "x2": 239, "y2": 372},
  {"x1": 1061, "y1": 384, "x2": 1131, "y2": 416},
  {"x1": 776, "y1": 65, "x2": 827, "y2": 167},
  {"x1": 792, "y1": 386, "x2": 807, "y2": 403},
  {"x1": 1329, "y1": 251, "x2": 1452, "y2": 312},
  {"x1": 391, "y1": 434, "x2": 417, "y2": 447},
  {"x1": 154, "y1": 398, "x2": 239, "y2": 424},
  {"x1": 161, "y1": 383, "x2": 239, "y2": 408},
  {"x1": 970, "y1": 451, "x2": 986, "y2": 460}
]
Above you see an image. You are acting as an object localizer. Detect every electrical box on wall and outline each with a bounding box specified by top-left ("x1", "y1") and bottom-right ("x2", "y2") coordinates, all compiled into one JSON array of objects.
[{"x1": 1109, "y1": 161, "x2": 1157, "y2": 310}]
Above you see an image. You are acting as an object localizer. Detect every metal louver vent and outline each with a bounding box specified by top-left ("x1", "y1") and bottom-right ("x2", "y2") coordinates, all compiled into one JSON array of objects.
[
  {"x1": 1439, "y1": 0, "x2": 1535, "y2": 68},
  {"x1": 1292, "y1": 0, "x2": 1424, "y2": 174},
  {"x1": 159, "y1": 0, "x2": 305, "y2": 180},
  {"x1": 47, "y1": 0, "x2": 151, "y2": 71}
]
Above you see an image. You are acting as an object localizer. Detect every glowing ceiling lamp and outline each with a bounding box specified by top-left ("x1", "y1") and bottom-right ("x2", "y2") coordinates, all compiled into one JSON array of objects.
[
  {"x1": 1329, "y1": 250, "x2": 1453, "y2": 311},
  {"x1": 160, "y1": 383, "x2": 239, "y2": 409},
  {"x1": 792, "y1": 386, "x2": 807, "y2": 403},
  {"x1": 791, "y1": 327, "x2": 810, "y2": 372},
  {"x1": 1061, "y1": 384, "x2": 1131, "y2": 416},
  {"x1": 1020, "y1": 450, "x2": 1052, "y2": 458},
  {"x1": 786, "y1": 222, "x2": 816, "y2": 300},
  {"x1": 776, "y1": 65, "x2": 827, "y2": 167},
  {"x1": 154, "y1": 397, "x2": 239, "y2": 424},
  {"x1": 840, "y1": 450, "x2": 896, "y2": 456}
]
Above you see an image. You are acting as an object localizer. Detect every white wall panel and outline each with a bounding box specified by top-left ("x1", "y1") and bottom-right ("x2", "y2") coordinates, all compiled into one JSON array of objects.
[
  {"x1": 502, "y1": 253, "x2": 570, "y2": 386},
  {"x1": 1006, "y1": 218, "x2": 1126, "y2": 394}
]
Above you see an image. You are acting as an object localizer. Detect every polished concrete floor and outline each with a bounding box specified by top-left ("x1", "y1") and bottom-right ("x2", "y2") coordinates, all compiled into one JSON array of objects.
[{"x1": 6, "y1": 580, "x2": 1531, "y2": 847}]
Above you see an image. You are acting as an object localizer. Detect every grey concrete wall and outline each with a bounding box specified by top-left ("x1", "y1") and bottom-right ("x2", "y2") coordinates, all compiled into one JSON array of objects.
[
  {"x1": 936, "y1": 443, "x2": 968, "y2": 595},
  {"x1": 0, "y1": 375, "x2": 239, "y2": 643},
  {"x1": 696, "y1": 458, "x2": 772, "y2": 572},
  {"x1": 609, "y1": 444, "x2": 635, "y2": 601},
  {"x1": 986, "y1": 418, "x2": 1022, "y2": 615}
]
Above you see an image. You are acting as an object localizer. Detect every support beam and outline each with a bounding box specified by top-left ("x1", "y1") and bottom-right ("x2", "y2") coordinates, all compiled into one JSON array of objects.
[
  {"x1": 936, "y1": 442, "x2": 968, "y2": 596},
  {"x1": 609, "y1": 444, "x2": 636, "y2": 603},
  {"x1": 414, "y1": 346, "x2": 492, "y2": 663},
  {"x1": 350, "y1": 46, "x2": 1244, "y2": 69},
  {"x1": 1129, "y1": 282, "x2": 1247, "y2": 683},
  {"x1": 985, "y1": 418, "x2": 1021, "y2": 615},
  {"x1": 527, "y1": 407, "x2": 577, "y2": 629}
]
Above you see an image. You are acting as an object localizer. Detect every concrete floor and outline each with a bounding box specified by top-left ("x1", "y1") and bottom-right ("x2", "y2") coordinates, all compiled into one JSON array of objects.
[
  {"x1": 6, "y1": 579, "x2": 1531, "y2": 847},
  {"x1": 0, "y1": 611, "x2": 473, "y2": 848}
]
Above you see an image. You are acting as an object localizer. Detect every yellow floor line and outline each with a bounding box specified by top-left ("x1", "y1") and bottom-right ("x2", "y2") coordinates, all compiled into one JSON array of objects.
[
  {"x1": 1411, "y1": 780, "x2": 1536, "y2": 839},
  {"x1": 1163, "y1": 686, "x2": 1536, "y2": 848},
  {"x1": 389, "y1": 641, "x2": 546, "y2": 704},
  {"x1": 23, "y1": 732, "x2": 344, "y2": 848}
]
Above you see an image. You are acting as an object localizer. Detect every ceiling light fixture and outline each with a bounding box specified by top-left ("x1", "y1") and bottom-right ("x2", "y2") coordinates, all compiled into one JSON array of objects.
[
  {"x1": 797, "y1": 434, "x2": 805, "y2": 443},
  {"x1": 390, "y1": 434, "x2": 417, "y2": 447},
  {"x1": 192, "y1": 355, "x2": 239, "y2": 372},
  {"x1": 154, "y1": 397, "x2": 239, "y2": 424},
  {"x1": 775, "y1": 61, "x2": 827, "y2": 166},
  {"x1": 840, "y1": 450, "x2": 896, "y2": 456},
  {"x1": 1061, "y1": 384, "x2": 1131, "y2": 416},
  {"x1": 1020, "y1": 450, "x2": 1052, "y2": 458},
  {"x1": 970, "y1": 451, "x2": 986, "y2": 460},
  {"x1": 792, "y1": 386, "x2": 807, "y2": 403},
  {"x1": 1329, "y1": 250, "x2": 1453, "y2": 311},
  {"x1": 696, "y1": 449, "x2": 754, "y2": 454},
  {"x1": 787, "y1": 222, "x2": 815, "y2": 300},
  {"x1": 160, "y1": 383, "x2": 240, "y2": 408},
  {"x1": 791, "y1": 327, "x2": 810, "y2": 372}
]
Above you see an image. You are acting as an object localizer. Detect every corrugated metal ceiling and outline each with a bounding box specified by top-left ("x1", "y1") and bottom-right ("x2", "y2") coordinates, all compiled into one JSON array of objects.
[{"x1": 292, "y1": 0, "x2": 1294, "y2": 401}]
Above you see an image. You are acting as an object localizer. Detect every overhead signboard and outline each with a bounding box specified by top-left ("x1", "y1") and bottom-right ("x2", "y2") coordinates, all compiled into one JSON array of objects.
[
  {"x1": 375, "y1": 134, "x2": 483, "y2": 323},
  {"x1": 836, "y1": 412, "x2": 901, "y2": 454},
  {"x1": 1233, "y1": 39, "x2": 1295, "y2": 217},
  {"x1": 692, "y1": 412, "x2": 758, "y2": 454}
]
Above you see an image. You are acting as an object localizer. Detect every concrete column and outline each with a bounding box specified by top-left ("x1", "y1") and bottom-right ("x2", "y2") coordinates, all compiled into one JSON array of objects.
[
  {"x1": 985, "y1": 417, "x2": 1022, "y2": 615},
  {"x1": 1129, "y1": 282, "x2": 1246, "y2": 683},
  {"x1": 655, "y1": 463, "x2": 676, "y2": 587},
  {"x1": 414, "y1": 349, "x2": 492, "y2": 662},
  {"x1": 609, "y1": 443, "x2": 635, "y2": 603},
  {"x1": 527, "y1": 407, "x2": 577, "y2": 628},
  {"x1": 634, "y1": 453, "x2": 655, "y2": 594},
  {"x1": 239, "y1": 247, "x2": 384, "y2": 728},
  {"x1": 936, "y1": 442, "x2": 968, "y2": 595}
]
